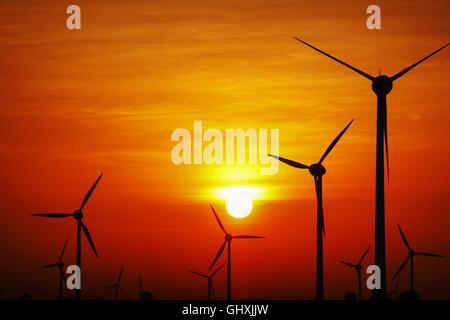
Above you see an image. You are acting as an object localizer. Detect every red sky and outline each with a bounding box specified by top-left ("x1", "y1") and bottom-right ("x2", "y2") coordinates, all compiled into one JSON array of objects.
[{"x1": 0, "y1": 0, "x2": 449, "y2": 299}]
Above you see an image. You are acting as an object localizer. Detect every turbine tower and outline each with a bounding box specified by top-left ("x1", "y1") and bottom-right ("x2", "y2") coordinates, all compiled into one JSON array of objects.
[
  {"x1": 393, "y1": 224, "x2": 445, "y2": 293},
  {"x1": 209, "y1": 205, "x2": 264, "y2": 300},
  {"x1": 293, "y1": 38, "x2": 448, "y2": 297},
  {"x1": 270, "y1": 120, "x2": 352, "y2": 299},
  {"x1": 32, "y1": 173, "x2": 102, "y2": 300}
]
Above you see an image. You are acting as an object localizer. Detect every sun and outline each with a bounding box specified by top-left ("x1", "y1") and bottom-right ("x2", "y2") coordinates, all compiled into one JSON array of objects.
[{"x1": 225, "y1": 187, "x2": 253, "y2": 218}]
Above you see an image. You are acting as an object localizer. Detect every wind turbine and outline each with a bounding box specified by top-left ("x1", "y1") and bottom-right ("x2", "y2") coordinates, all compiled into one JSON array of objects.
[
  {"x1": 393, "y1": 224, "x2": 445, "y2": 293},
  {"x1": 209, "y1": 204, "x2": 264, "y2": 300},
  {"x1": 138, "y1": 275, "x2": 154, "y2": 300},
  {"x1": 340, "y1": 246, "x2": 370, "y2": 300},
  {"x1": 32, "y1": 173, "x2": 102, "y2": 300},
  {"x1": 388, "y1": 276, "x2": 400, "y2": 300},
  {"x1": 189, "y1": 263, "x2": 226, "y2": 300},
  {"x1": 293, "y1": 37, "x2": 448, "y2": 297},
  {"x1": 103, "y1": 266, "x2": 125, "y2": 300},
  {"x1": 42, "y1": 239, "x2": 69, "y2": 300},
  {"x1": 269, "y1": 120, "x2": 352, "y2": 300}
]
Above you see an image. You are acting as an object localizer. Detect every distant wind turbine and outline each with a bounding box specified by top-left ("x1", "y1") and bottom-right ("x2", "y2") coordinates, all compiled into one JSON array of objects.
[
  {"x1": 393, "y1": 224, "x2": 445, "y2": 293},
  {"x1": 103, "y1": 266, "x2": 125, "y2": 300},
  {"x1": 42, "y1": 239, "x2": 69, "y2": 300},
  {"x1": 189, "y1": 263, "x2": 226, "y2": 300},
  {"x1": 340, "y1": 246, "x2": 370, "y2": 300},
  {"x1": 32, "y1": 173, "x2": 102, "y2": 300},
  {"x1": 269, "y1": 120, "x2": 352, "y2": 299},
  {"x1": 388, "y1": 276, "x2": 400, "y2": 300},
  {"x1": 293, "y1": 37, "x2": 448, "y2": 297},
  {"x1": 209, "y1": 204, "x2": 264, "y2": 300},
  {"x1": 138, "y1": 275, "x2": 154, "y2": 300}
]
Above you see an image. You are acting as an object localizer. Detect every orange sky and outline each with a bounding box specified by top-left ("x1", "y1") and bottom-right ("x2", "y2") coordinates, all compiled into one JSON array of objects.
[{"x1": 0, "y1": 0, "x2": 449, "y2": 299}]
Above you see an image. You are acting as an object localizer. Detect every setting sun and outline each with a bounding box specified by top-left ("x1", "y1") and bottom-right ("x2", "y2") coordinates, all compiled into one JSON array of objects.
[{"x1": 222, "y1": 187, "x2": 254, "y2": 218}]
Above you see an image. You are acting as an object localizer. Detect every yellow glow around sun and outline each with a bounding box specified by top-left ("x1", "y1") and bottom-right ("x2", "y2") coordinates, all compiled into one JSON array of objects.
[{"x1": 214, "y1": 186, "x2": 260, "y2": 218}]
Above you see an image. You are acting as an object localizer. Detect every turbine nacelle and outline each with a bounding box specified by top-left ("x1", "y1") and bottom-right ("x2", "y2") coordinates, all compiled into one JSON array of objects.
[
  {"x1": 372, "y1": 75, "x2": 393, "y2": 95},
  {"x1": 309, "y1": 163, "x2": 326, "y2": 177},
  {"x1": 225, "y1": 234, "x2": 233, "y2": 241},
  {"x1": 57, "y1": 261, "x2": 64, "y2": 268},
  {"x1": 73, "y1": 210, "x2": 83, "y2": 220}
]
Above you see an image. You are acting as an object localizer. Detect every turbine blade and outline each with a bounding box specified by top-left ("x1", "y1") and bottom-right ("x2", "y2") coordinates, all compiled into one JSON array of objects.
[
  {"x1": 32, "y1": 213, "x2": 73, "y2": 218},
  {"x1": 233, "y1": 235, "x2": 265, "y2": 239},
  {"x1": 119, "y1": 286, "x2": 126, "y2": 296},
  {"x1": 415, "y1": 252, "x2": 445, "y2": 258},
  {"x1": 79, "y1": 173, "x2": 103, "y2": 211},
  {"x1": 189, "y1": 270, "x2": 209, "y2": 278},
  {"x1": 390, "y1": 43, "x2": 449, "y2": 81},
  {"x1": 59, "y1": 239, "x2": 69, "y2": 262},
  {"x1": 340, "y1": 261, "x2": 355, "y2": 268},
  {"x1": 268, "y1": 154, "x2": 309, "y2": 169},
  {"x1": 117, "y1": 266, "x2": 124, "y2": 283},
  {"x1": 316, "y1": 176, "x2": 325, "y2": 235},
  {"x1": 393, "y1": 256, "x2": 410, "y2": 279},
  {"x1": 294, "y1": 37, "x2": 375, "y2": 81},
  {"x1": 358, "y1": 246, "x2": 371, "y2": 265},
  {"x1": 319, "y1": 120, "x2": 353, "y2": 164},
  {"x1": 397, "y1": 224, "x2": 411, "y2": 250},
  {"x1": 210, "y1": 204, "x2": 227, "y2": 234},
  {"x1": 80, "y1": 221, "x2": 99, "y2": 257},
  {"x1": 59, "y1": 267, "x2": 66, "y2": 281},
  {"x1": 383, "y1": 104, "x2": 389, "y2": 182},
  {"x1": 210, "y1": 263, "x2": 226, "y2": 277},
  {"x1": 209, "y1": 240, "x2": 226, "y2": 271},
  {"x1": 42, "y1": 264, "x2": 57, "y2": 268}
]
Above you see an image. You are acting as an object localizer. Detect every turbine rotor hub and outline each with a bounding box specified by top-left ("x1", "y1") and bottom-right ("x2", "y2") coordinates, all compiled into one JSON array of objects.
[
  {"x1": 73, "y1": 210, "x2": 83, "y2": 220},
  {"x1": 409, "y1": 250, "x2": 415, "y2": 256},
  {"x1": 355, "y1": 265, "x2": 362, "y2": 270},
  {"x1": 225, "y1": 234, "x2": 232, "y2": 241},
  {"x1": 372, "y1": 75, "x2": 393, "y2": 95},
  {"x1": 309, "y1": 163, "x2": 326, "y2": 177},
  {"x1": 57, "y1": 262, "x2": 64, "y2": 268}
]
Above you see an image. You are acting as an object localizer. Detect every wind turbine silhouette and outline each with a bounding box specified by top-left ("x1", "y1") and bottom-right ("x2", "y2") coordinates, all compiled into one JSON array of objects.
[
  {"x1": 32, "y1": 173, "x2": 102, "y2": 300},
  {"x1": 103, "y1": 266, "x2": 125, "y2": 300},
  {"x1": 269, "y1": 120, "x2": 352, "y2": 300},
  {"x1": 42, "y1": 239, "x2": 69, "y2": 300},
  {"x1": 293, "y1": 37, "x2": 448, "y2": 297},
  {"x1": 393, "y1": 224, "x2": 445, "y2": 293},
  {"x1": 388, "y1": 275, "x2": 400, "y2": 300},
  {"x1": 209, "y1": 204, "x2": 264, "y2": 300},
  {"x1": 137, "y1": 275, "x2": 154, "y2": 300},
  {"x1": 340, "y1": 246, "x2": 370, "y2": 300},
  {"x1": 189, "y1": 263, "x2": 226, "y2": 300}
]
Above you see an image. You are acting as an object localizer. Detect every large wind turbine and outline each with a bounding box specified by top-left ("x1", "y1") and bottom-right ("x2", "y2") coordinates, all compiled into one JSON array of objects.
[
  {"x1": 209, "y1": 205, "x2": 264, "y2": 300},
  {"x1": 103, "y1": 266, "x2": 125, "y2": 300},
  {"x1": 269, "y1": 120, "x2": 352, "y2": 300},
  {"x1": 189, "y1": 263, "x2": 225, "y2": 300},
  {"x1": 293, "y1": 37, "x2": 448, "y2": 297},
  {"x1": 340, "y1": 246, "x2": 370, "y2": 300},
  {"x1": 41, "y1": 239, "x2": 69, "y2": 300},
  {"x1": 32, "y1": 173, "x2": 102, "y2": 300},
  {"x1": 393, "y1": 224, "x2": 445, "y2": 293}
]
